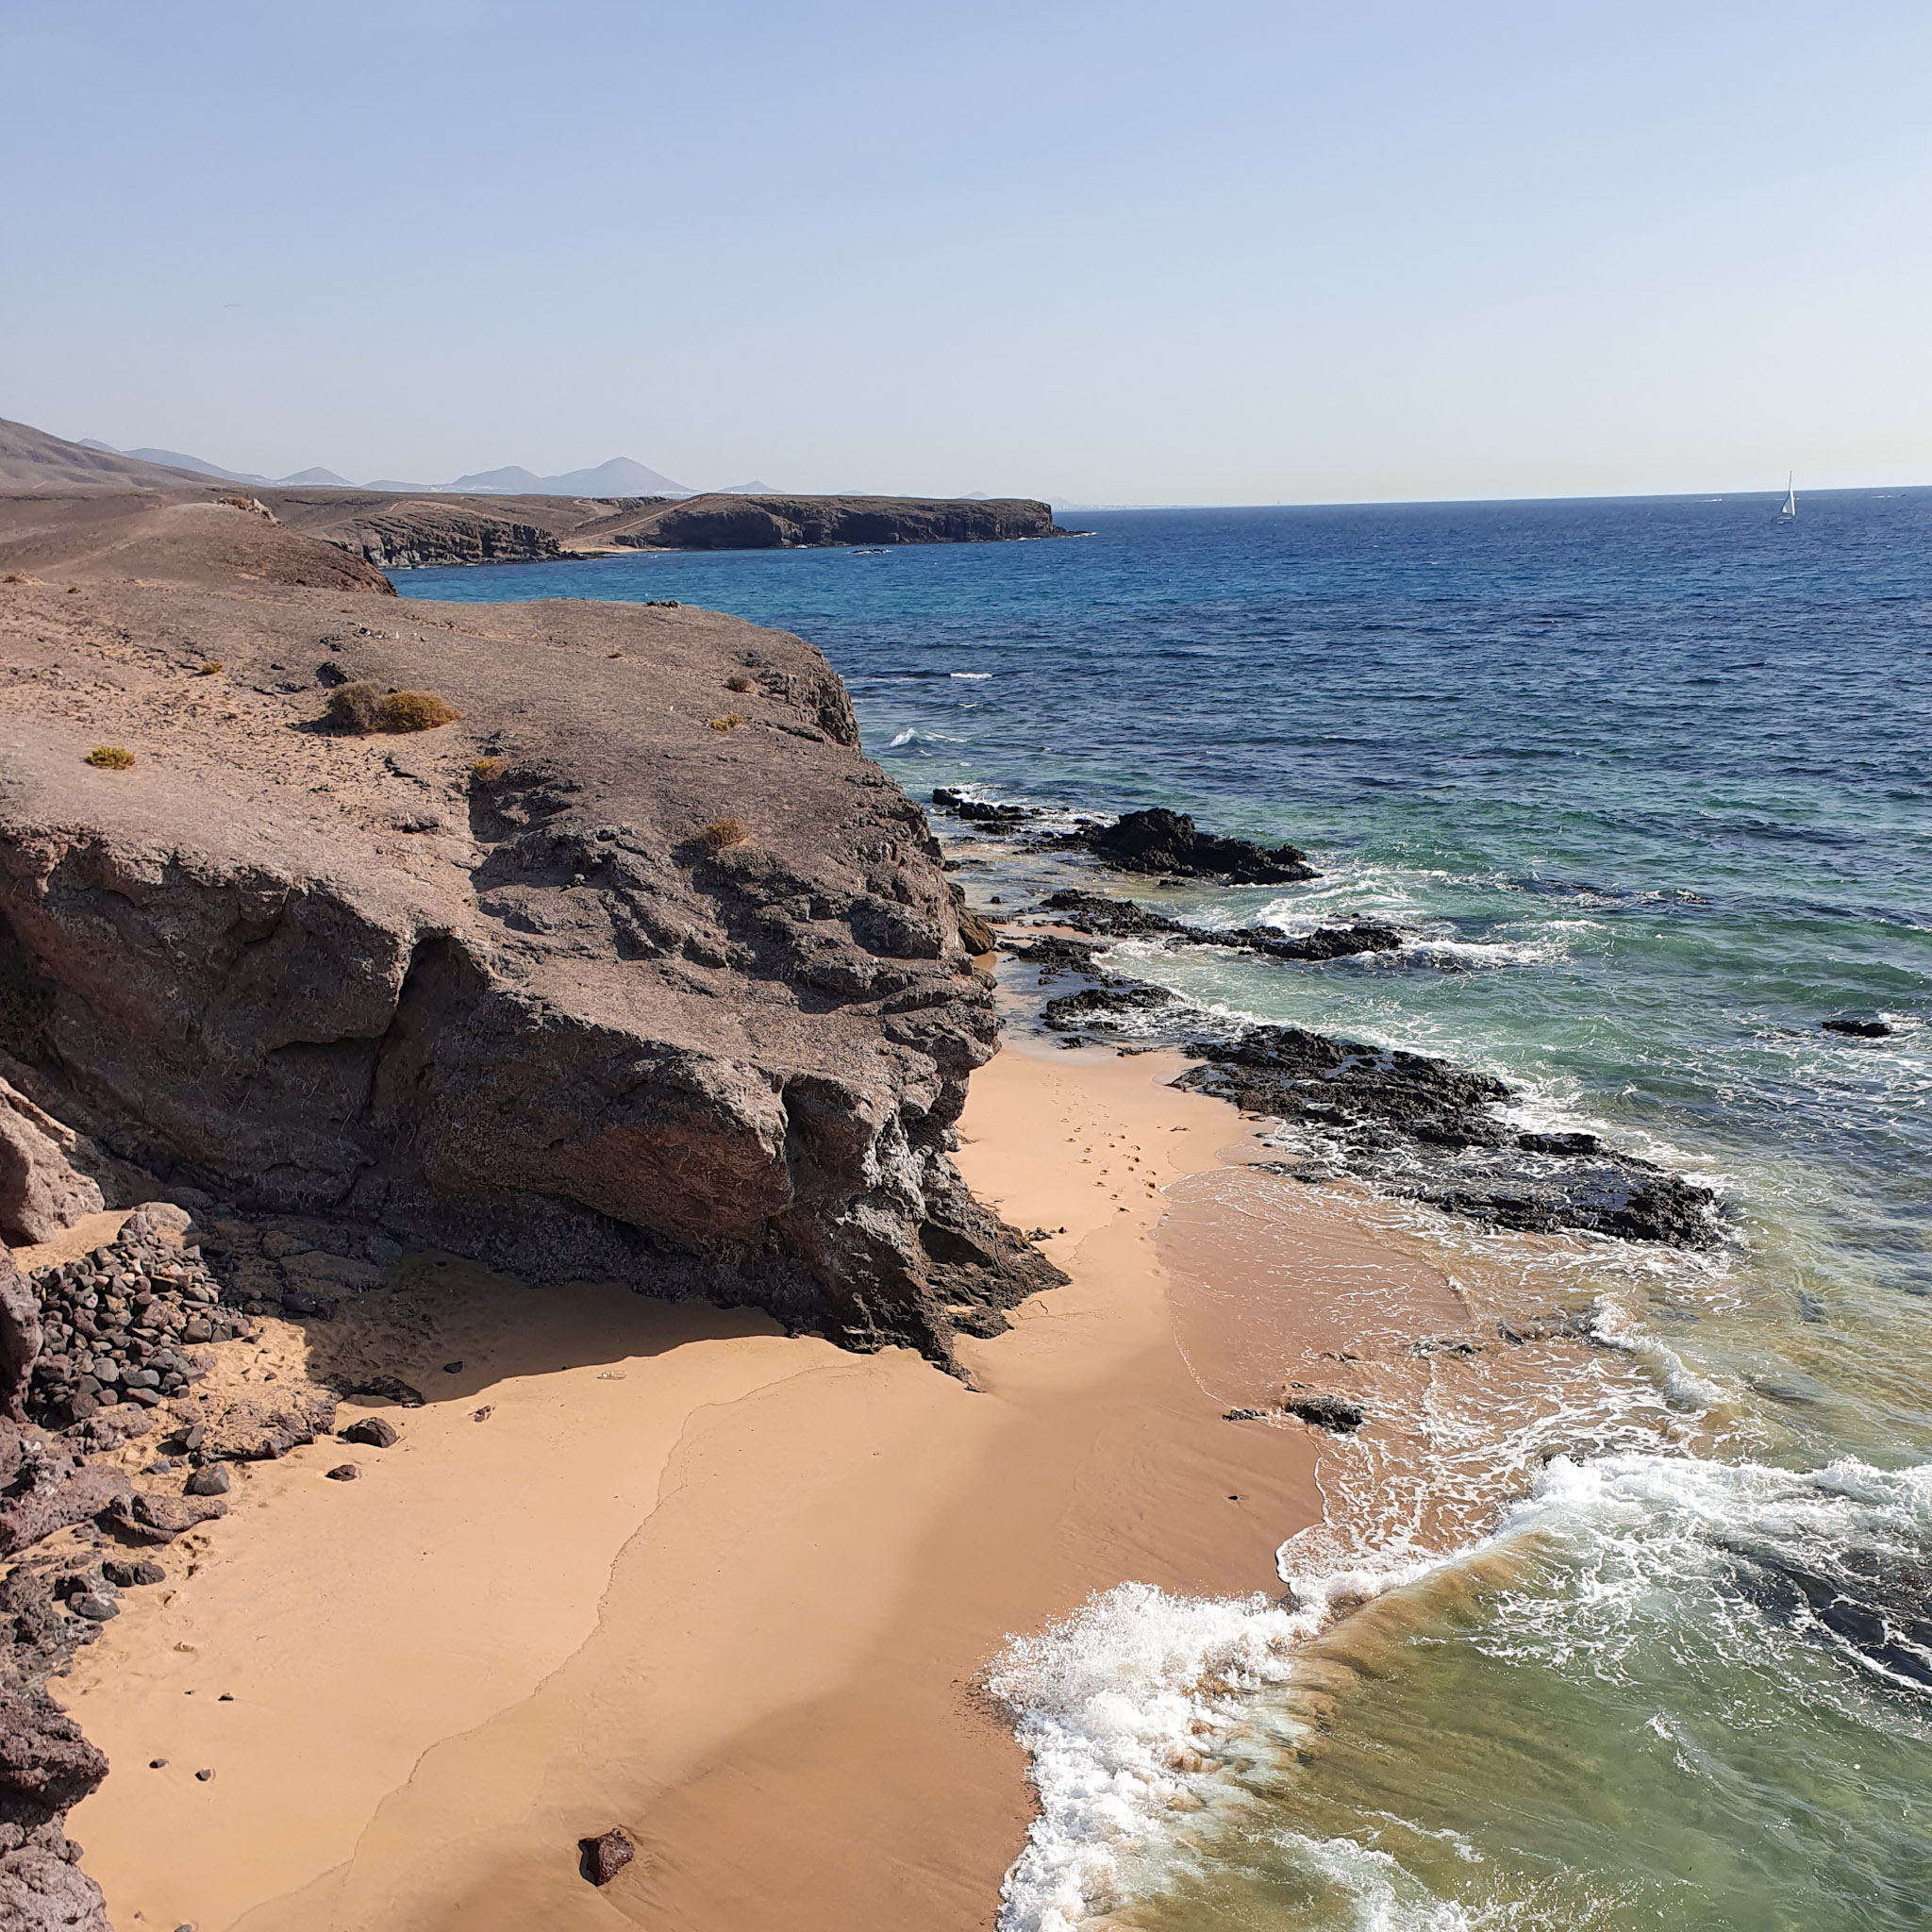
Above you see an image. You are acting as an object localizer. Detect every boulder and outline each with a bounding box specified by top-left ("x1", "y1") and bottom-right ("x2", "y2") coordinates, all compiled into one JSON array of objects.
[
  {"x1": 0, "y1": 1247, "x2": 40, "y2": 1423},
  {"x1": 0, "y1": 1082, "x2": 103, "y2": 1247},
  {"x1": 579, "y1": 1826, "x2": 636, "y2": 1886},
  {"x1": 339, "y1": 1416, "x2": 398, "y2": 1449}
]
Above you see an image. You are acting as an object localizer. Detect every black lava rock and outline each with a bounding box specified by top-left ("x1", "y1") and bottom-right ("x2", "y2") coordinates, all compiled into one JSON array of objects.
[
  {"x1": 340, "y1": 1416, "x2": 399, "y2": 1448},
  {"x1": 1059, "y1": 808, "x2": 1318, "y2": 884},
  {"x1": 579, "y1": 1826, "x2": 636, "y2": 1886}
]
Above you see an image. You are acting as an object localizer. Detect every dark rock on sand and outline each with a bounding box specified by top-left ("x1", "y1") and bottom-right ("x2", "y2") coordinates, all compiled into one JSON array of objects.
[
  {"x1": 1004, "y1": 935, "x2": 1107, "y2": 979},
  {"x1": 1281, "y1": 1391, "x2": 1367, "y2": 1432},
  {"x1": 101, "y1": 1559, "x2": 164, "y2": 1589},
  {"x1": 1182, "y1": 1025, "x2": 1719, "y2": 1248},
  {"x1": 580, "y1": 1826, "x2": 636, "y2": 1886},
  {"x1": 183, "y1": 1466, "x2": 229, "y2": 1497},
  {"x1": 1056, "y1": 808, "x2": 1318, "y2": 885},
  {"x1": 340, "y1": 1416, "x2": 398, "y2": 1449},
  {"x1": 324, "y1": 1464, "x2": 358, "y2": 1481}
]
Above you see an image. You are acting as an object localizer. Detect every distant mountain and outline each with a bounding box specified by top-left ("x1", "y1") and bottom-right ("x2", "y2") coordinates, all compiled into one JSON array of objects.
[
  {"x1": 363, "y1": 479, "x2": 433, "y2": 493},
  {"x1": 716, "y1": 480, "x2": 777, "y2": 495},
  {"x1": 444, "y1": 457, "x2": 692, "y2": 498},
  {"x1": 79, "y1": 441, "x2": 359, "y2": 489},
  {"x1": 118, "y1": 446, "x2": 271, "y2": 484},
  {"x1": 0, "y1": 421, "x2": 209, "y2": 493}
]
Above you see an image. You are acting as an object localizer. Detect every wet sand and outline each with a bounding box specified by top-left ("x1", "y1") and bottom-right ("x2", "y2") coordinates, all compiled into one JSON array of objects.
[{"x1": 48, "y1": 1041, "x2": 1436, "y2": 1932}]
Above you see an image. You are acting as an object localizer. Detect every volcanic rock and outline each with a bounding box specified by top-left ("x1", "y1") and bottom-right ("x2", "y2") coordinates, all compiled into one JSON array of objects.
[
  {"x1": 1182, "y1": 1025, "x2": 1719, "y2": 1248},
  {"x1": 0, "y1": 1081, "x2": 105, "y2": 1246},
  {"x1": 579, "y1": 1826, "x2": 636, "y2": 1885},
  {"x1": 183, "y1": 1465, "x2": 229, "y2": 1497},
  {"x1": 0, "y1": 502, "x2": 1064, "y2": 1368},
  {"x1": 1280, "y1": 1391, "x2": 1366, "y2": 1432},
  {"x1": 1822, "y1": 1016, "x2": 1890, "y2": 1039},
  {"x1": 339, "y1": 1416, "x2": 398, "y2": 1448},
  {"x1": 1041, "y1": 984, "x2": 1180, "y2": 1033},
  {"x1": 1058, "y1": 808, "x2": 1318, "y2": 884}
]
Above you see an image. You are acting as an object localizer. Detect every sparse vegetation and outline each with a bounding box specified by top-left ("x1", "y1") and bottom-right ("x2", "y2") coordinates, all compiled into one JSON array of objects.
[
  {"x1": 708, "y1": 712, "x2": 744, "y2": 732},
  {"x1": 195, "y1": 660, "x2": 223, "y2": 676},
  {"x1": 327, "y1": 682, "x2": 461, "y2": 734},
  {"x1": 697, "y1": 817, "x2": 748, "y2": 851},
  {"x1": 66, "y1": 586, "x2": 80, "y2": 595},
  {"x1": 3, "y1": 573, "x2": 26, "y2": 585},
  {"x1": 382, "y1": 690, "x2": 461, "y2": 732},
  {"x1": 724, "y1": 673, "x2": 754, "y2": 693},
  {"x1": 471, "y1": 757, "x2": 505, "y2": 784},
  {"x1": 84, "y1": 745, "x2": 136, "y2": 770}
]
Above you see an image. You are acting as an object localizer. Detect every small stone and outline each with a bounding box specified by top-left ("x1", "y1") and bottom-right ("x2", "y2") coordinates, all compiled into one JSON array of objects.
[
  {"x1": 150, "y1": 1757, "x2": 167, "y2": 1769},
  {"x1": 185, "y1": 1465, "x2": 230, "y2": 1497},
  {"x1": 340, "y1": 1416, "x2": 398, "y2": 1448},
  {"x1": 579, "y1": 1826, "x2": 635, "y2": 1886},
  {"x1": 194, "y1": 1767, "x2": 213, "y2": 1781},
  {"x1": 104, "y1": 1558, "x2": 166, "y2": 1588},
  {"x1": 441, "y1": 1360, "x2": 463, "y2": 1374},
  {"x1": 325, "y1": 1463, "x2": 358, "y2": 1481},
  {"x1": 471, "y1": 1405, "x2": 492, "y2": 1423},
  {"x1": 70, "y1": 1592, "x2": 119, "y2": 1622}
]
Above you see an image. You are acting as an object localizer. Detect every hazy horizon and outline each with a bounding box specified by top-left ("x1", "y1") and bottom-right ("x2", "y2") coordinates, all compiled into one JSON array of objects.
[{"x1": 5, "y1": 1, "x2": 1928, "y2": 505}]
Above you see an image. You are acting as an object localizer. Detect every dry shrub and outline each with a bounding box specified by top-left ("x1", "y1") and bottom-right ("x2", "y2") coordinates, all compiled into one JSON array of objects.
[
  {"x1": 707, "y1": 712, "x2": 743, "y2": 732},
  {"x1": 84, "y1": 745, "x2": 135, "y2": 770},
  {"x1": 66, "y1": 586, "x2": 80, "y2": 595},
  {"x1": 471, "y1": 757, "x2": 506, "y2": 784},
  {"x1": 382, "y1": 691, "x2": 461, "y2": 732},
  {"x1": 195, "y1": 660, "x2": 223, "y2": 676},
  {"x1": 697, "y1": 817, "x2": 747, "y2": 852},
  {"x1": 3, "y1": 574, "x2": 25, "y2": 585},
  {"x1": 724, "y1": 673, "x2": 754, "y2": 693},
  {"x1": 327, "y1": 683, "x2": 460, "y2": 734}
]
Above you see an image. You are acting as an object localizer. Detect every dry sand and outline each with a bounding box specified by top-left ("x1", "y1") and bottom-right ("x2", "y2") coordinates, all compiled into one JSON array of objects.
[{"x1": 49, "y1": 1041, "x2": 1439, "y2": 1932}]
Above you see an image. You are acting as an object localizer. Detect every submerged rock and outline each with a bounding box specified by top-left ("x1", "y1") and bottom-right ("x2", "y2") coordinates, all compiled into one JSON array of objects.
[
  {"x1": 1280, "y1": 1391, "x2": 1367, "y2": 1432},
  {"x1": 1822, "y1": 1016, "x2": 1890, "y2": 1039}
]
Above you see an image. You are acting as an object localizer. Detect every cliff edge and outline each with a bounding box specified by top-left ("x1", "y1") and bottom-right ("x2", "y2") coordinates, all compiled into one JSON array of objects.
[{"x1": 0, "y1": 496, "x2": 1060, "y2": 1363}]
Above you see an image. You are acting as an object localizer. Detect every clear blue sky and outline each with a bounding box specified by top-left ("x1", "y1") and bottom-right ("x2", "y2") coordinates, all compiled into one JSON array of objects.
[{"x1": 4, "y1": 0, "x2": 1927, "y2": 503}]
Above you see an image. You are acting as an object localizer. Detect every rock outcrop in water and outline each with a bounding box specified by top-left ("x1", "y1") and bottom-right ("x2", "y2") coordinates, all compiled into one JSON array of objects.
[
  {"x1": 1179, "y1": 1027, "x2": 1720, "y2": 1247},
  {"x1": 1052, "y1": 808, "x2": 1319, "y2": 884}
]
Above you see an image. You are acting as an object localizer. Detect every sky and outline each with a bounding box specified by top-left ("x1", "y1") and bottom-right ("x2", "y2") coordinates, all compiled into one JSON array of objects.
[{"x1": 3, "y1": 0, "x2": 1928, "y2": 505}]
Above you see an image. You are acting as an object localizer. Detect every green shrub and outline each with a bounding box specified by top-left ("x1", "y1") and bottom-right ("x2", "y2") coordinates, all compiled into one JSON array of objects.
[
  {"x1": 707, "y1": 712, "x2": 743, "y2": 733},
  {"x1": 84, "y1": 745, "x2": 135, "y2": 770}
]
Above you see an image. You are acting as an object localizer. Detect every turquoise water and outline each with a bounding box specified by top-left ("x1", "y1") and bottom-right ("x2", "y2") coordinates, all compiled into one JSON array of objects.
[{"x1": 398, "y1": 493, "x2": 1932, "y2": 1929}]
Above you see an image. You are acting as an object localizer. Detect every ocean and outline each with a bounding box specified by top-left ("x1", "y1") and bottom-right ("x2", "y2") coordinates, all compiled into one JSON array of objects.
[{"x1": 396, "y1": 491, "x2": 1932, "y2": 1930}]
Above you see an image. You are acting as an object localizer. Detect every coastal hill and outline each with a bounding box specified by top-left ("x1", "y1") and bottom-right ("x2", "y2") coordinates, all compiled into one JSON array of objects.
[
  {"x1": 0, "y1": 481, "x2": 1063, "y2": 1922},
  {"x1": 2, "y1": 420, "x2": 1068, "y2": 566},
  {"x1": 261, "y1": 485, "x2": 1069, "y2": 567}
]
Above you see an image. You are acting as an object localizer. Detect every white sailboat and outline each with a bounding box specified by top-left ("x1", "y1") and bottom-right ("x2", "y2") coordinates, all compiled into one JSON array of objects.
[{"x1": 1778, "y1": 472, "x2": 1797, "y2": 521}]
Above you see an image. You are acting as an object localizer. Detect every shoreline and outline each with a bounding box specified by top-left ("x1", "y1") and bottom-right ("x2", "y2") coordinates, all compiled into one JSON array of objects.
[{"x1": 53, "y1": 1040, "x2": 1391, "y2": 1931}]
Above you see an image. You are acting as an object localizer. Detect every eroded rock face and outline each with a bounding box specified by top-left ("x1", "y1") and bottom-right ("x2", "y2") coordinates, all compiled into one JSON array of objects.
[
  {"x1": 0, "y1": 558, "x2": 1061, "y2": 1364},
  {"x1": 0, "y1": 1084, "x2": 104, "y2": 1248}
]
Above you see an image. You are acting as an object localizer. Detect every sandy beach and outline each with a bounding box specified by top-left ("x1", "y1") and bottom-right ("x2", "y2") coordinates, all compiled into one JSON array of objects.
[{"x1": 42, "y1": 1039, "x2": 1455, "y2": 1932}]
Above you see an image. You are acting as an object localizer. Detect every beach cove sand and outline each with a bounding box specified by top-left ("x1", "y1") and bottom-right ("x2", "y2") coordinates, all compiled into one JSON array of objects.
[{"x1": 51, "y1": 1042, "x2": 1450, "y2": 1932}]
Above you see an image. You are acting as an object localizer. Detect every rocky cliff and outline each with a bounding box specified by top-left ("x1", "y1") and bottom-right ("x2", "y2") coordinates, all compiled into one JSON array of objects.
[
  {"x1": 599, "y1": 493, "x2": 1066, "y2": 551},
  {"x1": 0, "y1": 498, "x2": 1059, "y2": 1363},
  {"x1": 261, "y1": 488, "x2": 1067, "y2": 567}
]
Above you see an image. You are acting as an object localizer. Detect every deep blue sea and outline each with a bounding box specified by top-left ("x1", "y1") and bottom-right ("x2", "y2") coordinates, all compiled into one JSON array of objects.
[{"x1": 398, "y1": 494, "x2": 1932, "y2": 1931}]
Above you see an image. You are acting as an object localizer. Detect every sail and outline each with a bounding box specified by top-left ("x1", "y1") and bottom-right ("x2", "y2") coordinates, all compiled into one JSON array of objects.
[{"x1": 1781, "y1": 472, "x2": 1796, "y2": 519}]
